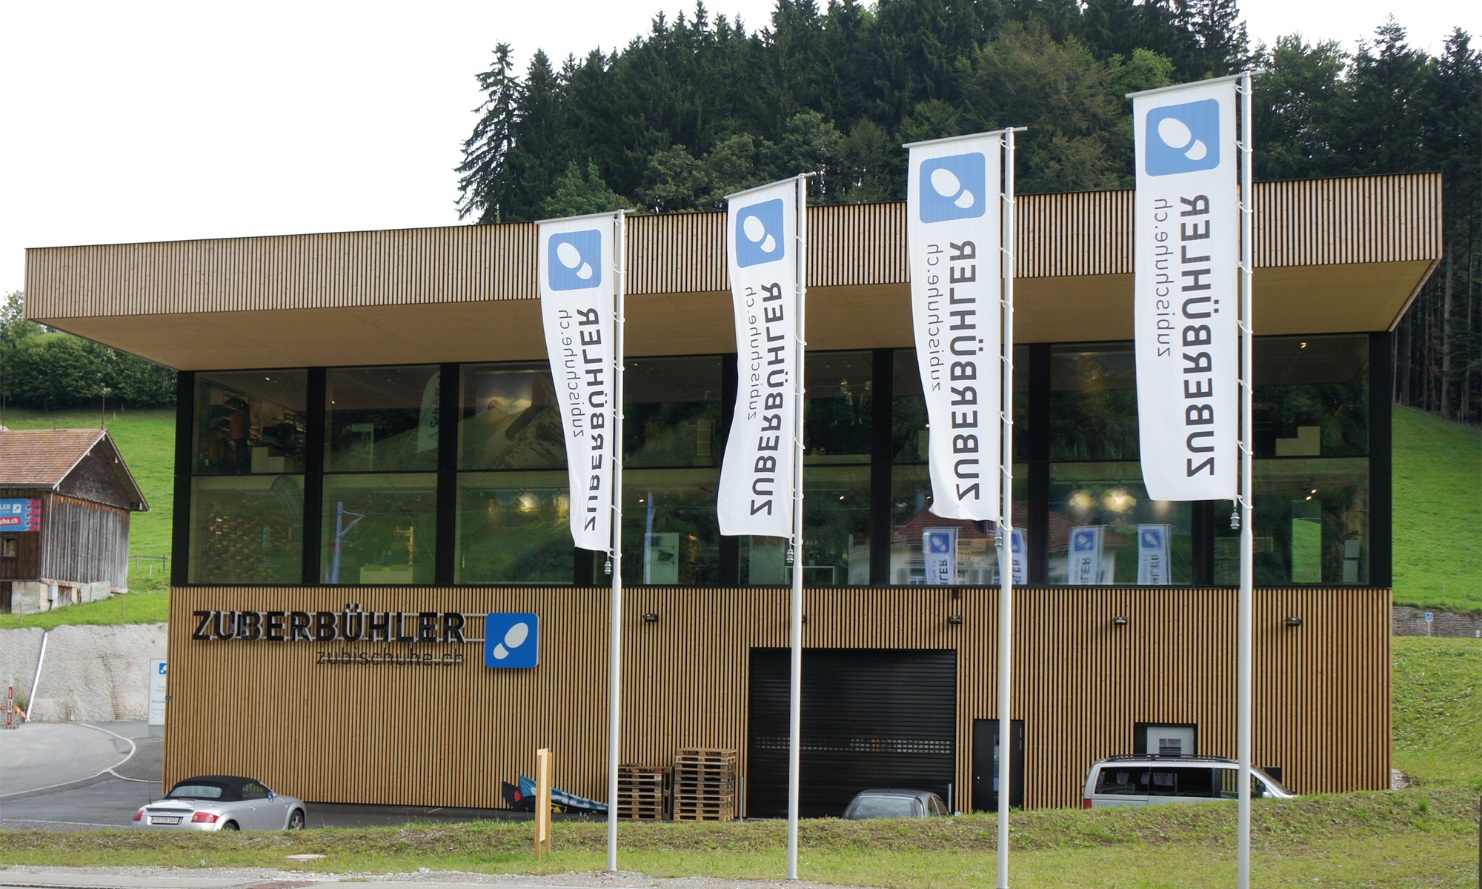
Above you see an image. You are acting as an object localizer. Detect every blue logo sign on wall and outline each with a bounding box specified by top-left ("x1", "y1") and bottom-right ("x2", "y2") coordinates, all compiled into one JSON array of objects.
[
  {"x1": 734, "y1": 199, "x2": 786, "y2": 267},
  {"x1": 1145, "y1": 99, "x2": 1220, "y2": 176},
  {"x1": 547, "y1": 230, "x2": 603, "y2": 291},
  {"x1": 485, "y1": 613, "x2": 539, "y2": 668},
  {"x1": 919, "y1": 153, "x2": 987, "y2": 223}
]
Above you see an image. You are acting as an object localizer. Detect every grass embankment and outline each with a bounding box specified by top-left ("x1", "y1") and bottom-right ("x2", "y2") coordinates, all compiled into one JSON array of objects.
[
  {"x1": 0, "y1": 407, "x2": 173, "y2": 628},
  {"x1": 3, "y1": 636, "x2": 1479, "y2": 887},
  {"x1": 1392, "y1": 405, "x2": 1481, "y2": 613}
]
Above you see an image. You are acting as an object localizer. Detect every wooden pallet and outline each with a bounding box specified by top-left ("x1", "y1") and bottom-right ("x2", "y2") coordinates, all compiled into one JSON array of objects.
[
  {"x1": 671, "y1": 748, "x2": 737, "y2": 821},
  {"x1": 616, "y1": 764, "x2": 668, "y2": 820}
]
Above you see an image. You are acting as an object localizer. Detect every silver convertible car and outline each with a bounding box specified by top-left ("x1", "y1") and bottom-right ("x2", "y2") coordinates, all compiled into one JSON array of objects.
[{"x1": 131, "y1": 775, "x2": 306, "y2": 831}]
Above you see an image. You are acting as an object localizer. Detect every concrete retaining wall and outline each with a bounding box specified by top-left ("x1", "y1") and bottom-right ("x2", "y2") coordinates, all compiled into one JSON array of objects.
[
  {"x1": 0, "y1": 623, "x2": 167, "y2": 722},
  {"x1": 1394, "y1": 605, "x2": 1482, "y2": 639}
]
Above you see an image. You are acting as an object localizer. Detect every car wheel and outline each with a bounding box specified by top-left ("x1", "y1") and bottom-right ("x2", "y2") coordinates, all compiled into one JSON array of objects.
[
  {"x1": 220, "y1": 821, "x2": 239, "y2": 831},
  {"x1": 287, "y1": 809, "x2": 305, "y2": 830}
]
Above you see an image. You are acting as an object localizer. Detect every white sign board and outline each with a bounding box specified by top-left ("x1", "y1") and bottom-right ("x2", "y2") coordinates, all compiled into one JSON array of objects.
[{"x1": 148, "y1": 658, "x2": 167, "y2": 736}]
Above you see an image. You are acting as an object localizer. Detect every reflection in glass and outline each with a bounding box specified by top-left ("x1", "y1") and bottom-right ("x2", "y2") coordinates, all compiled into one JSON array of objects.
[
  {"x1": 740, "y1": 467, "x2": 871, "y2": 586},
  {"x1": 325, "y1": 366, "x2": 441, "y2": 472},
  {"x1": 624, "y1": 356, "x2": 723, "y2": 468},
  {"x1": 1050, "y1": 345, "x2": 1139, "y2": 462},
  {"x1": 1048, "y1": 463, "x2": 1193, "y2": 584},
  {"x1": 193, "y1": 371, "x2": 307, "y2": 475},
  {"x1": 605, "y1": 469, "x2": 723, "y2": 585},
  {"x1": 459, "y1": 363, "x2": 565, "y2": 470},
  {"x1": 1214, "y1": 458, "x2": 1368, "y2": 585},
  {"x1": 891, "y1": 348, "x2": 1029, "y2": 463},
  {"x1": 189, "y1": 476, "x2": 304, "y2": 583},
  {"x1": 457, "y1": 472, "x2": 573, "y2": 584},
  {"x1": 889, "y1": 466, "x2": 1026, "y2": 585},
  {"x1": 321, "y1": 474, "x2": 436, "y2": 585},
  {"x1": 805, "y1": 352, "x2": 873, "y2": 463}
]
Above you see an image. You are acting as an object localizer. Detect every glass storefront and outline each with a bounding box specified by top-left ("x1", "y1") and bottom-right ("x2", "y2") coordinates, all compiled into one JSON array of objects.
[{"x1": 181, "y1": 336, "x2": 1380, "y2": 588}]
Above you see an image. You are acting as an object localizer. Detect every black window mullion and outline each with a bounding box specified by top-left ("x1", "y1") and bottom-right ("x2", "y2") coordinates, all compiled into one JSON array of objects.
[
  {"x1": 435, "y1": 364, "x2": 459, "y2": 586},
  {"x1": 301, "y1": 368, "x2": 326, "y2": 585},
  {"x1": 1369, "y1": 331, "x2": 1392, "y2": 587},
  {"x1": 171, "y1": 371, "x2": 195, "y2": 586},
  {"x1": 870, "y1": 348, "x2": 895, "y2": 586}
]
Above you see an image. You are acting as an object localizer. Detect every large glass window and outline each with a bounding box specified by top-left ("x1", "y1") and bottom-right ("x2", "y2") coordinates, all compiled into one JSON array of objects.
[
  {"x1": 457, "y1": 472, "x2": 571, "y2": 584},
  {"x1": 1214, "y1": 458, "x2": 1369, "y2": 585},
  {"x1": 805, "y1": 352, "x2": 873, "y2": 463},
  {"x1": 459, "y1": 363, "x2": 565, "y2": 471},
  {"x1": 1048, "y1": 464, "x2": 1194, "y2": 585},
  {"x1": 321, "y1": 474, "x2": 436, "y2": 585},
  {"x1": 325, "y1": 366, "x2": 441, "y2": 472},
  {"x1": 193, "y1": 371, "x2": 307, "y2": 475},
  {"x1": 609, "y1": 469, "x2": 724, "y2": 585},
  {"x1": 892, "y1": 348, "x2": 1029, "y2": 464},
  {"x1": 625, "y1": 356, "x2": 724, "y2": 468},
  {"x1": 889, "y1": 466, "x2": 1026, "y2": 585},
  {"x1": 1049, "y1": 345, "x2": 1138, "y2": 461},
  {"x1": 189, "y1": 476, "x2": 303, "y2": 584}
]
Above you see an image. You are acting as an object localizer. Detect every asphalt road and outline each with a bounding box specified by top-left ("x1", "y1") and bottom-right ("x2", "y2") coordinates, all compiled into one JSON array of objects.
[{"x1": 0, "y1": 721, "x2": 544, "y2": 831}]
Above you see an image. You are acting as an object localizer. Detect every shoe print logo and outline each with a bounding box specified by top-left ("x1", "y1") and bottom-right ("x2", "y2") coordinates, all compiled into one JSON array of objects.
[
  {"x1": 919, "y1": 153, "x2": 987, "y2": 223},
  {"x1": 1145, "y1": 99, "x2": 1221, "y2": 176}
]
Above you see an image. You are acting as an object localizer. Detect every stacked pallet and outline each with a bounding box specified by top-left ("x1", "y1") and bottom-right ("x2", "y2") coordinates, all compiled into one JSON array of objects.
[
  {"x1": 671, "y1": 748, "x2": 737, "y2": 821},
  {"x1": 615, "y1": 764, "x2": 669, "y2": 820}
]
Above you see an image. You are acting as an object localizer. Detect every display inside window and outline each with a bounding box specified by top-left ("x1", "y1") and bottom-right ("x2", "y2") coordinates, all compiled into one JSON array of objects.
[
  {"x1": 193, "y1": 371, "x2": 307, "y2": 475},
  {"x1": 1048, "y1": 464, "x2": 1193, "y2": 585},
  {"x1": 325, "y1": 366, "x2": 441, "y2": 473},
  {"x1": 459, "y1": 363, "x2": 565, "y2": 471},
  {"x1": 320, "y1": 474, "x2": 436, "y2": 584},
  {"x1": 189, "y1": 476, "x2": 304, "y2": 584},
  {"x1": 604, "y1": 469, "x2": 723, "y2": 585},
  {"x1": 456, "y1": 472, "x2": 573, "y2": 584}
]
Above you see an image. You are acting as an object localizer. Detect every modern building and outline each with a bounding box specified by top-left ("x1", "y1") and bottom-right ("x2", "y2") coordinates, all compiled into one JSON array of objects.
[
  {"x1": 0, "y1": 428, "x2": 149, "y2": 614},
  {"x1": 23, "y1": 172, "x2": 1439, "y2": 814}
]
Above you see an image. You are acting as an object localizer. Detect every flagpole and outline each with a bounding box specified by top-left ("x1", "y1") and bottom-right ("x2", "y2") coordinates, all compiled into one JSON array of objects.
[
  {"x1": 786, "y1": 172, "x2": 810, "y2": 882},
  {"x1": 996, "y1": 127, "x2": 1023, "y2": 889},
  {"x1": 1236, "y1": 73, "x2": 1255, "y2": 889},
  {"x1": 607, "y1": 209, "x2": 627, "y2": 874}
]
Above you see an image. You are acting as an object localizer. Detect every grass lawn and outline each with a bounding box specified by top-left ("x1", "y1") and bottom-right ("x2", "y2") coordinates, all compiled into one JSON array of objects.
[{"x1": 1392, "y1": 406, "x2": 1482, "y2": 613}]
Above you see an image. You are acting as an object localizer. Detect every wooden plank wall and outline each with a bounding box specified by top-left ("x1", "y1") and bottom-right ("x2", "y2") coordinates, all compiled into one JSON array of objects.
[
  {"x1": 165, "y1": 584, "x2": 1390, "y2": 812},
  {"x1": 29, "y1": 175, "x2": 1441, "y2": 320}
]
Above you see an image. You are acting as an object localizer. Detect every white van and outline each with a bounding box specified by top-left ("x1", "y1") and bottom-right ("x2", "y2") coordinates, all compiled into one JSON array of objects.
[{"x1": 1082, "y1": 756, "x2": 1295, "y2": 808}]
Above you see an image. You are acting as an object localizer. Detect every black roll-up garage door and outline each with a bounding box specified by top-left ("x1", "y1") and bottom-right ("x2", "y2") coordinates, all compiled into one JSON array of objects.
[{"x1": 746, "y1": 648, "x2": 956, "y2": 818}]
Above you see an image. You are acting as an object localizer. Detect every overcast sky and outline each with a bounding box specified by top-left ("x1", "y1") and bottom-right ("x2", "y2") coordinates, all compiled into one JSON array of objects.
[{"x1": 1, "y1": 0, "x2": 1474, "y2": 297}]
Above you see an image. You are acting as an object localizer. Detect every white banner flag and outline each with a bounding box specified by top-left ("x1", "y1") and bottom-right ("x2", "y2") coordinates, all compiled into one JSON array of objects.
[
  {"x1": 719, "y1": 178, "x2": 800, "y2": 538},
  {"x1": 1009, "y1": 527, "x2": 1028, "y2": 585},
  {"x1": 1068, "y1": 525, "x2": 1103, "y2": 586},
  {"x1": 907, "y1": 134, "x2": 1003, "y2": 520},
  {"x1": 1137, "y1": 524, "x2": 1172, "y2": 584},
  {"x1": 538, "y1": 213, "x2": 617, "y2": 551},
  {"x1": 923, "y1": 527, "x2": 958, "y2": 585},
  {"x1": 1133, "y1": 78, "x2": 1239, "y2": 501}
]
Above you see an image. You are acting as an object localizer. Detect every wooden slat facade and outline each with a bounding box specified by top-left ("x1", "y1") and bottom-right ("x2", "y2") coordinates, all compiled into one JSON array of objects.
[
  {"x1": 164, "y1": 584, "x2": 1390, "y2": 812},
  {"x1": 28, "y1": 175, "x2": 1442, "y2": 320}
]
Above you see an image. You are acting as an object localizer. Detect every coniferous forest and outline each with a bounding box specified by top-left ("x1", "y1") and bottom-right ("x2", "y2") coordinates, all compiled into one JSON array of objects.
[{"x1": 455, "y1": 0, "x2": 1481, "y2": 426}]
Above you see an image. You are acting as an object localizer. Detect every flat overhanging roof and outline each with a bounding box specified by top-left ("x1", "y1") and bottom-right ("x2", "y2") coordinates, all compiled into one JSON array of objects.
[{"x1": 24, "y1": 174, "x2": 1441, "y2": 371}]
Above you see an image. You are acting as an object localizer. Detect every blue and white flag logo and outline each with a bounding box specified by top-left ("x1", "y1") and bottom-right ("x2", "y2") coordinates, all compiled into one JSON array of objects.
[
  {"x1": 1145, "y1": 99, "x2": 1220, "y2": 176},
  {"x1": 485, "y1": 613, "x2": 539, "y2": 668},
  {"x1": 1073, "y1": 530, "x2": 1097, "y2": 552},
  {"x1": 1141, "y1": 527, "x2": 1163, "y2": 548},
  {"x1": 547, "y1": 230, "x2": 603, "y2": 291},
  {"x1": 918, "y1": 153, "x2": 987, "y2": 223},
  {"x1": 734, "y1": 198, "x2": 786, "y2": 267},
  {"x1": 926, "y1": 529, "x2": 954, "y2": 554}
]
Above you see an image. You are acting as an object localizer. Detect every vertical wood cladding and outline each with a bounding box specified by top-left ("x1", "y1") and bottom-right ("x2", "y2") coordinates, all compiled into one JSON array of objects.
[
  {"x1": 28, "y1": 175, "x2": 1440, "y2": 320},
  {"x1": 34, "y1": 495, "x2": 131, "y2": 589},
  {"x1": 165, "y1": 585, "x2": 1389, "y2": 811}
]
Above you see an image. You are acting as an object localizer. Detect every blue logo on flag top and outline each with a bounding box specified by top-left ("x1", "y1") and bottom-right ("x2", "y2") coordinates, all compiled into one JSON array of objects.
[
  {"x1": 926, "y1": 530, "x2": 953, "y2": 554},
  {"x1": 547, "y1": 230, "x2": 603, "y2": 291},
  {"x1": 919, "y1": 153, "x2": 987, "y2": 223},
  {"x1": 734, "y1": 199, "x2": 785, "y2": 267},
  {"x1": 1073, "y1": 530, "x2": 1097, "y2": 552},
  {"x1": 1141, "y1": 528, "x2": 1163, "y2": 548},
  {"x1": 1145, "y1": 99, "x2": 1220, "y2": 176},
  {"x1": 485, "y1": 613, "x2": 539, "y2": 669}
]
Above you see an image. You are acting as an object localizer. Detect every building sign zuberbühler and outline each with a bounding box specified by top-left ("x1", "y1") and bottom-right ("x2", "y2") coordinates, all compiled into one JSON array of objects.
[
  {"x1": 906, "y1": 134, "x2": 1003, "y2": 520},
  {"x1": 538, "y1": 213, "x2": 617, "y2": 551},
  {"x1": 1133, "y1": 79, "x2": 1239, "y2": 501}
]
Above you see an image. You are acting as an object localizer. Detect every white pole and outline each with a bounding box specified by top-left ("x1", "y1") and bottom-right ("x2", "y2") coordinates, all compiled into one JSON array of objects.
[
  {"x1": 607, "y1": 210, "x2": 627, "y2": 874},
  {"x1": 1236, "y1": 72, "x2": 1255, "y2": 889},
  {"x1": 786, "y1": 173, "x2": 810, "y2": 882},
  {"x1": 24, "y1": 630, "x2": 48, "y2": 723},
  {"x1": 996, "y1": 128, "x2": 1022, "y2": 889}
]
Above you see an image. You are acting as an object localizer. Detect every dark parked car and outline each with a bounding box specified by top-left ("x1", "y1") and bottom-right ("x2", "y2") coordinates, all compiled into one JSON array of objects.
[{"x1": 842, "y1": 789, "x2": 950, "y2": 819}]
